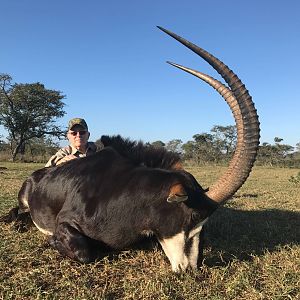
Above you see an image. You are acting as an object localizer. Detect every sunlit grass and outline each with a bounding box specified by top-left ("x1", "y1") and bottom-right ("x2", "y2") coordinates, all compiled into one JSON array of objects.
[{"x1": 0, "y1": 163, "x2": 299, "y2": 299}]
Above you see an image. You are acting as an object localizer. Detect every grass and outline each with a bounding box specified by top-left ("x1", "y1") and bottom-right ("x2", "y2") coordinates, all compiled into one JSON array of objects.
[{"x1": 0, "y1": 162, "x2": 299, "y2": 300}]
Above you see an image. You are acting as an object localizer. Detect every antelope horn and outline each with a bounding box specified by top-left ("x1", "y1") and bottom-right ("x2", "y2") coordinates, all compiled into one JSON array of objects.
[{"x1": 158, "y1": 26, "x2": 260, "y2": 203}]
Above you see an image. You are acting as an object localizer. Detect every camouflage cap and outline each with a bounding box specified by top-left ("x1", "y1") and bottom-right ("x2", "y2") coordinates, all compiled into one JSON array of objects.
[{"x1": 68, "y1": 118, "x2": 88, "y2": 131}]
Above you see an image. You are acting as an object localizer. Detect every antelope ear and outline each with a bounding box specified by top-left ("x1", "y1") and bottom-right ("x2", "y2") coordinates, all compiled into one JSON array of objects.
[
  {"x1": 167, "y1": 194, "x2": 188, "y2": 203},
  {"x1": 167, "y1": 183, "x2": 188, "y2": 203}
]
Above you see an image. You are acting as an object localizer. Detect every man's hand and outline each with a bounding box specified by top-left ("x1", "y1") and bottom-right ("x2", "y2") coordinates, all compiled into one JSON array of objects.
[{"x1": 57, "y1": 154, "x2": 78, "y2": 165}]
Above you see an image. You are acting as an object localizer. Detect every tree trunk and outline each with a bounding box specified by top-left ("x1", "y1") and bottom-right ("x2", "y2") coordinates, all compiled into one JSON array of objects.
[{"x1": 11, "y1": 141, "x2": 24, "y2": 162}]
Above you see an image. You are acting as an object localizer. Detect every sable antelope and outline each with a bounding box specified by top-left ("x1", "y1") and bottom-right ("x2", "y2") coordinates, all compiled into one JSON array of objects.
[{"x1": 1, "y1": 27, "x2": 260, "y2": 272}]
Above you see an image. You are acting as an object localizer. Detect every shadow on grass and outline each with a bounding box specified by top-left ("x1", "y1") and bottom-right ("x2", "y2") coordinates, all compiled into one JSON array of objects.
[{"x1": 203, "y1": 206, "x2": 300, "y2": 266}]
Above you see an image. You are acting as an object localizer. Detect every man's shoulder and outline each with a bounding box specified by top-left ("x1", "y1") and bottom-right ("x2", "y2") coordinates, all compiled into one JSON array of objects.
[{"x1": 57, "y1": 145, "x2": 74, "y2": 155}]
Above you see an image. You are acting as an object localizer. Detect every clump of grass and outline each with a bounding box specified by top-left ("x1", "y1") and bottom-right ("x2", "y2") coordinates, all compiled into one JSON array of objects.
[{"x1": 289, "y1": 171, "x2": 300, "y2": 184}]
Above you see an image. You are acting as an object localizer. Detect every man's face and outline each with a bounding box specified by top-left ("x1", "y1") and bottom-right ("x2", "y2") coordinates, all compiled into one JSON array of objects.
[{"x1": 67, "y1": 125, "x2": 90, "y2": 150}]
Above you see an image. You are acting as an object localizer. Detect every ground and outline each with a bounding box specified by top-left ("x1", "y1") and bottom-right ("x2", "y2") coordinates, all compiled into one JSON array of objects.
[{"x1": 0, "y1": 162, "x2": 299, "y2": 300}]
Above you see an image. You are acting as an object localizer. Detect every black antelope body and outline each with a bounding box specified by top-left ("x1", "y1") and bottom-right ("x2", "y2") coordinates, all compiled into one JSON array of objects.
[{"x1": 1, "y1": 27, "x2": 260, "y2": 272}]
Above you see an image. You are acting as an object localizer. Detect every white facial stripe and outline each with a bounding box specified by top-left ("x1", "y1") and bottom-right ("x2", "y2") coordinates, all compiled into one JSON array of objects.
[
  {"x1": 159, "y1": 218, "x2": 209, "y2": 271},
  {"x1": 159, "y1": 231, "x2": 189, "y2": 272},
  {"x1": 188, "y1": 233, "x2": 200, "y2": 269},
  {"x1": 185, "y1": 217, "x2": 208, "y2": 269},
  {"x1": 32, "y1": 220, "x2": 53, "y2": 236},
  {"x1": 188, "y1": 218, "x2": 208, "y2": 239}
]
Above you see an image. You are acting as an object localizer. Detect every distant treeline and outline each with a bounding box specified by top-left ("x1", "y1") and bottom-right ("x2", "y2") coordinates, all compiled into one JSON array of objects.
[
  {"x1": 145, "y1": 126, "x2": 300, "y2": 168},
  {"x1": 1, "y1": 74, "x2": 299, "y2": 168},
  {"x1": 1, "y1": 125, "x2": 299, "y2": 168}
]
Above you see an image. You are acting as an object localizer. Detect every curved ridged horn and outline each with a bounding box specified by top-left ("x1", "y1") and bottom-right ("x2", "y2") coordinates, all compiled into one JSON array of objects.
[{"x1": 158, "y1": 26, "x2": 260, "y2": 203}]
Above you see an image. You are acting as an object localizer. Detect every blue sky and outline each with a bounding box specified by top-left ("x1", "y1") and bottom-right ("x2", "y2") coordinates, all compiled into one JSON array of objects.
[{"x1": 1, "y1": 1, "x2": 299, "y2": 147}]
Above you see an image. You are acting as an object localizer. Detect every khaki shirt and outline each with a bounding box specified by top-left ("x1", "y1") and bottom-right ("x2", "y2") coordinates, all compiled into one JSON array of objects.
[{"x1": 45, "y1": 142, "x2": 103, "y2": 167}]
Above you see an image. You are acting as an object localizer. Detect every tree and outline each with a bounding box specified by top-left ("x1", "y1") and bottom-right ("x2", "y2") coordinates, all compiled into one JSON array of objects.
[
  {"x1": 210, "y1": 125, "x2": 237, "y2": 156},
  {"x1": 257, "y1": 142, "x2": 273, "y2": 165},
  {"x1": 26, "y1": 136, "x2": 59, "y2": 162},
  {"x1": 193, "y1": 133, "x2": 222, "y2": 163},
  {"x1": 180, "y1": 125, "x2": 238, "y2": 165},
  {"x1": 181, "y1": 140, "x2": 196, "y2": 161},
  {"x1": 182, "y1": 133, "x2": 222, "y2": 164},
  {"x1": 296, "y1": 142, "x2": 300, "y2": 153},
  {"x1": 274, "y1": 137, "x2": 283, "y2": 144},
  {"x1": 165, "y1": 139, "x2": 183, "y2": 153},
  {"x1": 151, "y1": 140, "x2": 165, "y2": 148},
  {"x1": 0, "y1": 74, "x2": 66, "y2": 161},
  {"x1": 273, "y1": 137, "x2": 293, "y2": 159},
  {"x1": 257, "y1": 138, "x2": 294, "y2": 166}
]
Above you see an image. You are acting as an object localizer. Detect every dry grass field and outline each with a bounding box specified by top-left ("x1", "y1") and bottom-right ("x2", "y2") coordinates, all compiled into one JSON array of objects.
[{"x1": 0, "y1": 162, "x2": 299, "y2": 300}]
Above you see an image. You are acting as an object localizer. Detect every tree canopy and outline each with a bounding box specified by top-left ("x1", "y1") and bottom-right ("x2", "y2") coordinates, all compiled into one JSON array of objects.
[{"x1": 0, "y1": 74, "x2": 66, "y2": 160}]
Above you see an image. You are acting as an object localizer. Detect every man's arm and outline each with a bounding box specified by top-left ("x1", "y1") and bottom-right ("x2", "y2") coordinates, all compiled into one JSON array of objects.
[{"x1": 45, "y1": 146, "x2": 75, "y2": 167}]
